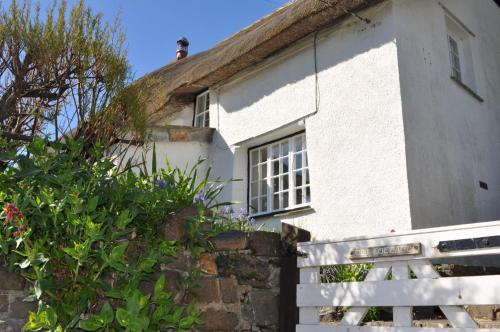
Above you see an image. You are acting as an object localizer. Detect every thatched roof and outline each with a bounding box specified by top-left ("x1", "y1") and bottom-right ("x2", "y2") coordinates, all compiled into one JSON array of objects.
[{"x1": 135, "y1": 0, "x2": 381, "y2": 123}]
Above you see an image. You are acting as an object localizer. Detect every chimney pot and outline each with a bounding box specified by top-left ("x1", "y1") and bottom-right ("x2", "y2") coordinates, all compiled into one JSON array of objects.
[{"x1": 176, "y1": 37, "x2": 189, "y2": 60}]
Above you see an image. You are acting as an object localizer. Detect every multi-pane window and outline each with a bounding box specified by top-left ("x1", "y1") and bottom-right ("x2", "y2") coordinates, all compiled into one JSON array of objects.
[
  {"x1": 194, "y1": 91, "x2": 210, "y2": 127},
  {"x1": 249, "y1": 133, "x2": 310, "y2": 215},
  {"x1": 448, "y1": 35, "x2": 461, "y2": 81}
]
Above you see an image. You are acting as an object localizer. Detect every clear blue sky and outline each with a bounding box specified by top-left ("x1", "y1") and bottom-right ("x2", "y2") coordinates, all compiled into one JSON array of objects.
[{"x1": 68, "y1": 0, "x2": 289, "y2": 79}]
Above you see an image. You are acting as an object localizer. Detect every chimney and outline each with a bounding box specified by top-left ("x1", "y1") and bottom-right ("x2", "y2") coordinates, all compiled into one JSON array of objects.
[{"x1": 176, "y1": 37, "x2": 189, "y2": 60}]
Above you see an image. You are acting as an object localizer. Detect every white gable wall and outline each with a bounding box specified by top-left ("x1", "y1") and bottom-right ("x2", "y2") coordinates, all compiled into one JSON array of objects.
[
  {"x1": 394, "y1": 0, "x2": 500, "y2": 229},
  {"x1": 208, "y1": 1, "x2": 412, "y2": 240}
]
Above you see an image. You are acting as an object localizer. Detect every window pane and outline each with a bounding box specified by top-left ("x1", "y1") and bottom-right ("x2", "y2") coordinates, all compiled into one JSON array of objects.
[
  {"x1": 294, "y1": 136, "x2": 303, "y2": 152},
  {"x1": 272, "y1": 177, "x2": 279, "y2": 193},
  {"x1": 281, "y1": 141, "x2": 289, "y2": 155},
  {"x1": 304, "y1": 152, "x2": 308, "y2": 167},
  {"x1": 295, "y1": 170, "x2": 302, "y2": 187},
  {"x1": 251, "y1": 182, "x2": 258, "y2": 196},
  {"x1": 272, "y1": 144, "x2": 280, "y2": 159},
  {"x1": 273, "y1": 194, "x2": 279, "y2": 210},
  {"x1": 283, "y1": 191, "x2": 289, "y2": 208},
  {"x1": 296, "y1": 188, "x2": 302, "y2": 205},
  {"x1": 305, "y1": 169, "x2": 310, "y2": 185},
  {"x1": 273, "y1": 160, "x2": 279, "y2": 176},
  {"x1": 282, "y1": 175, "x2": 289, "y2": 190},
  {"x1": 260, "y1": 148, "x2": 268, "y2": 163},
  {"x1": 305, "y1": 187, "x2": 311, "y2": 203},
  {"x1": 295, "y1": 153, "x2": 302, "y2": 169},
  {"x1": 205, "y1": 93, "x2": 210, "y2": 110},
  {"x1": 251, "y1": 166, "x2": 258, "y2": 181},
  {"x1": 251, "y1": 150, "x2": 258, "y2": 166},
  {"x1": 204, "y1": 113, "x2": 210, "y2": 127},
  {"x1": 260, "y1": 197, "x2": 268, "y2": 212},
  {"x1": 260, "y1": 180, "x2": 267, "y2": 195},
  {"x1": 282, "y1": 157, "x2": 289, "y2": 173},
  {"x1": 260, "y1": 164, "x2": 267, "y2": 179},
  {"x1": 195, "y1": 115, "x2": 203, "y2": 127},
  {"x1": 250, "y1": 199, "x2": 258, "y2": 213}
]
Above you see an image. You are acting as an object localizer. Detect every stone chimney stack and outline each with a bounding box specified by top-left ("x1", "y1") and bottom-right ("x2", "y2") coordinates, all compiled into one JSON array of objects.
[{"x1": 176, "y1": 37, "x2": 189, "y2": 61}]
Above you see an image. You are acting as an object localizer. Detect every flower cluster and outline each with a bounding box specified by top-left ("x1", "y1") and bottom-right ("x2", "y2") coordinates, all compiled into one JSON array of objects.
[
  {"x1": 218, "y1": 206, "x2": 255, "y2": 226},
  {"x1": 4, "y1": 203, "x2": 23, "y2": 223},
  {"x1": 193, "y1": 191, "x2": 208, "y2": 206},
  {"x1": 3, "y1": 204, "x2": 28, "y2": 237}
]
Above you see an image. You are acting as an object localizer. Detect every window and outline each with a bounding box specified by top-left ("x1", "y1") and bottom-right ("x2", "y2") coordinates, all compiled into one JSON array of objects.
[
  {"x1": 194, "y1": 91, "x2": 210, "y2": 127},
  {"x1": 447, "y1": 35, "x2": 461, "y2": 81},
  {"x1": 444, "y1": 13, "x2": 476, "y2": 91},
  {"x1": 249, "y1": 133, "x2": 310, "y2": 216}
]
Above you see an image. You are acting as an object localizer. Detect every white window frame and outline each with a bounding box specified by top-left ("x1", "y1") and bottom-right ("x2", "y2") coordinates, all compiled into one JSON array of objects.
[
  {"x1": 444, "y1": 11, "x2": 477, "y2": 92},
  {"x1": 248, "y1": 132, "x2": 311, "y2": 217},
  {"x1": 194, "y1": 91, "x2": 210, "y2": 128}
]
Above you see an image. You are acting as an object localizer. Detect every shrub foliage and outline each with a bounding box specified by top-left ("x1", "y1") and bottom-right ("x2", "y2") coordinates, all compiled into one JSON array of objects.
[{"x1": 0, "y1": 138, "x2": 227, "y2": 331}]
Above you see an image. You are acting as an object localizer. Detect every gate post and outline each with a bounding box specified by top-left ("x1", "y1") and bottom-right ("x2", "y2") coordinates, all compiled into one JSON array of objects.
[{"x1": 280, "y1": 223, "x2": 311, "y2": 332}]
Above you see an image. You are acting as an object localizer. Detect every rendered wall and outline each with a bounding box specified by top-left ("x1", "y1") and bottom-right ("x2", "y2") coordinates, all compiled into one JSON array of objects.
[
  {"x1": 394, "y1": 0, "x2": 500, "y2": 229},
  {"x1": 208, "y1": 2, "x2": 412, "y2": 240}
]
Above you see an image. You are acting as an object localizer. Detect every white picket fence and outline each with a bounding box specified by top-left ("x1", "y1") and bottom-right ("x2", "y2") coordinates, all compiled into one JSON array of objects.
[{"x1": 296, "y1": 220, "x2": 500, "y2": 332}]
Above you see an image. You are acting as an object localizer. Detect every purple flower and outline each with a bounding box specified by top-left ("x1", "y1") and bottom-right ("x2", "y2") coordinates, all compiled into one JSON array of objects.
[
  {"x1": 220, "y1": 206, "x2": 233, "y2": 215},
  {"x1": 249, "y1": 218, "x2": 255, "y2": 225},
  {"x1": 193, "y1": 191, "x2": 208, "y2": 206},
  {"x1": 154, "y1": 179, "x2": 166, "y2": 189}
]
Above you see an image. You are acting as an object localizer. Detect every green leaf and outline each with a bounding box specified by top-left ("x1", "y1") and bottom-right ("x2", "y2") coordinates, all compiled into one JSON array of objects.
[
  {"x1": 140, "y1": 258, "x2": 157, "y2": 273},
  {"x1": 87, "y1": 196, "x2": 99, "y2": 212},
  {"x1": 116, "y1": 210, "x2": 133, "y2": 230},
  {"x1": 110, "y1": 242, "x2": 128, "y2": 262},
  {"x1": 115, "y1": 308, "x2": 131, "y2": 327},
  {"x1": 78, "y1": 317, "x2": 103, "y2": 331},
  {"x1": 100, "y1": 302, "x2": 114, "y2": 325},
  {"x1": 154, "y1": 275, "x2": 165, "y2": 296}
]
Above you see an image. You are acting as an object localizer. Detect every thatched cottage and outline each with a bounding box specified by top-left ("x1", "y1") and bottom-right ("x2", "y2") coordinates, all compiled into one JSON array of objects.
[{"x1": 128, "y1": 0, "x2": 500, "y2": 240}]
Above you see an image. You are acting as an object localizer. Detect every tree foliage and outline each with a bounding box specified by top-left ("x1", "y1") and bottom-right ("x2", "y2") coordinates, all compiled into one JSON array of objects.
[{"x1": 0, "y1": 0, "x2": 145, "y2": 154}]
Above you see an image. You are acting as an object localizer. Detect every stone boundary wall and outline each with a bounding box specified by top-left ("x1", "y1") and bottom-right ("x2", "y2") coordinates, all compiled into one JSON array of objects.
[
  {"x1": 0, "y1": 229, "x2": 283, "y2": 332},
  {"x1": 158, "y1": 230, "x2": 282, "y2": 331}
]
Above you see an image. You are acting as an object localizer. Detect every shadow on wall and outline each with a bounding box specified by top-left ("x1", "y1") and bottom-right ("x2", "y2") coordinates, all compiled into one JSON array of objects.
[{"x1": 219, "y1": 4, "x2": 396, "y2": 115}]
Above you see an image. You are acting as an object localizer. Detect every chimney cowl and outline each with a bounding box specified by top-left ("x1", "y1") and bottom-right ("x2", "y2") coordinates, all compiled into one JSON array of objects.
[{"x1": 176, "y1": 37, "x2": 189, "y2": 60}]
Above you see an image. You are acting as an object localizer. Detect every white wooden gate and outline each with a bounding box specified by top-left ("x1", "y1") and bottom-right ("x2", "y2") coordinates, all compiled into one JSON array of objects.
[{"x1": 296, "y1": 220, "x2": 500, "y2": 332}]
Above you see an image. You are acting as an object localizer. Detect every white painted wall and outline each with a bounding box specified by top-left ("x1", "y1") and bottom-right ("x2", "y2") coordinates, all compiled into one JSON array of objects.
[
  {"x1": 207, "y1": 1, "x2": 412, "y2": 240},
  {"x1": 394, "y1": 0, "x2": 500, "y2": 229},
  {"x1": 150, "y1": 0, "x2": 500, "y2": 240},
  {"x1": 119, "y1": 127, "x2": 211, "y2": 177}
]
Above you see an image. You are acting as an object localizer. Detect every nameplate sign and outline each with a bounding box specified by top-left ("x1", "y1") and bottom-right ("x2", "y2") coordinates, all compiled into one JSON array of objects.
[{"x1": 349, "y1": 243, "x2": 422, "y2": 259}]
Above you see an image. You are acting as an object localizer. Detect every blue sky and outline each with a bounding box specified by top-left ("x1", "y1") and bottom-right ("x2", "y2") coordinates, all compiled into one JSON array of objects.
[{"x1": 67, "y1": 0, "x2": 289, "y2": 79}]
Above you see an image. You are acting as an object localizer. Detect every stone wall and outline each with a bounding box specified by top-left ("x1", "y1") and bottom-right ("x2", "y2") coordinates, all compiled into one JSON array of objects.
[
  {"x1": 0, "y1": 267, "x2": 37, "y2": 331},
  {"x1": 0, "y1": 230, "x2": 282, "y2": 332},
  {"x1": 158, "y1": 230, "x2": 282, "y2": 331}
]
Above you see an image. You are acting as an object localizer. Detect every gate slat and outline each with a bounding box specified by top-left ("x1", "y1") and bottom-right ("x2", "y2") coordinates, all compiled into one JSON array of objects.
[
  {"x1": 297, "y1": 275, "x2": 500, "y2": 307},
  {"x1": 299, "y1": 267, "x2": 320, "y2": 324},
  {"x1": 409, "y1": 260, "x2": 478, "y2": 328},
  {"x1": 391, "y1": 261, "x2": 412, "y2": 327},
  {"x1": 340, "y1": 262, "x2": 391, "y2": 326},
  {"x1": 297, "y1": 221, "x2": 500, "y2": 267}
]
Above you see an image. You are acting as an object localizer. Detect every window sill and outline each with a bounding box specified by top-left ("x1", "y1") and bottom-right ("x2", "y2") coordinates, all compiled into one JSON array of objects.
[
  {"x1": 251, "y1": 205, "x2": 314, "y2": 220},
  {"x1": 450, "y1": 76, "x2": 484, "y2": 103}
]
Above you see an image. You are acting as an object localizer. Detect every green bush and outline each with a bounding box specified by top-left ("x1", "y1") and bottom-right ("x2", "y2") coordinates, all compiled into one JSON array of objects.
[{"x1": 0, "y1": 138, "x2": 231, "y2": 331}]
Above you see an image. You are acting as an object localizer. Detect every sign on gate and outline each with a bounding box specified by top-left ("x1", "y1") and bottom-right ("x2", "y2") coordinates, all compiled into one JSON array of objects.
[{"x1": 349, "y1": 242, "x2": 421, "y2": 259}]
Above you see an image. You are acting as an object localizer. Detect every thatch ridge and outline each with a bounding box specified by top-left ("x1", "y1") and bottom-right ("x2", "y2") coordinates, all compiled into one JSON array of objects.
[{"x1": 135, "y1": 0, "x2": 381, "y2": 123}]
